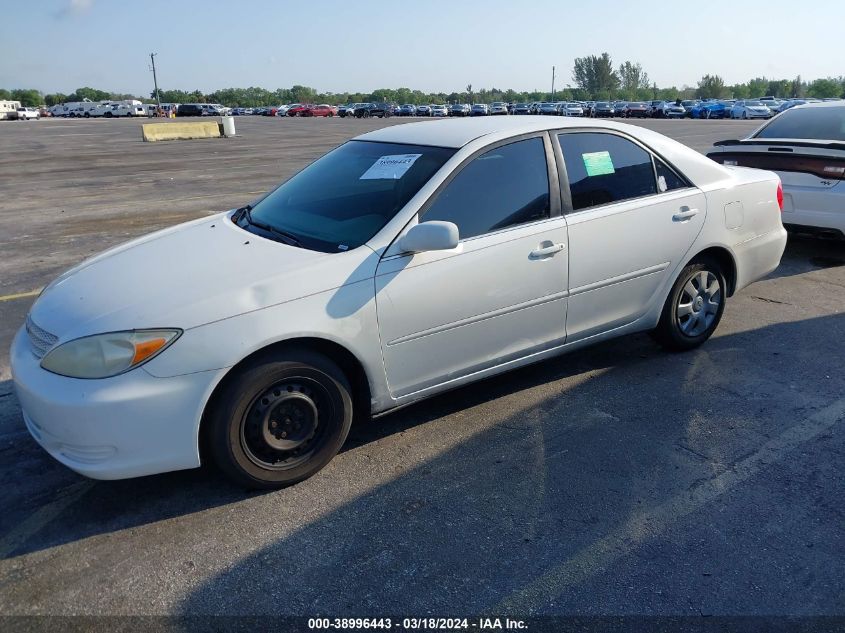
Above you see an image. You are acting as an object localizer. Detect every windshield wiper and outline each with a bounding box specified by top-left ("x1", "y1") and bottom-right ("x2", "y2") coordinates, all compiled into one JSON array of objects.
[{"x1": 237, "y1": 205, "x2": 302, "y2": 247}]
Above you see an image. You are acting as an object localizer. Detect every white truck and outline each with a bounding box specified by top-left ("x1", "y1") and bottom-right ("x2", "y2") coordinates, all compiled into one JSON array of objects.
[{"x1": 16, "y1": 107, "x2": 41, "y2": 120}]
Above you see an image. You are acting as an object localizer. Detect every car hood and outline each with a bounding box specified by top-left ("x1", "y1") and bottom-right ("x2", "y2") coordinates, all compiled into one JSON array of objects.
[{"x1": 29, "y1": 213, "x2": 377, "y2": 342}]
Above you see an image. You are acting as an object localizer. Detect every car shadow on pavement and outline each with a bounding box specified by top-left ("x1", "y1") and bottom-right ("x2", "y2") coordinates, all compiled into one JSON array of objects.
[
  {"x1": 168, "y1": 313, "x2": 845, "y2": 616},
  {"x1": 1, "y1": 313, "x2": 843, "y2": 614}
]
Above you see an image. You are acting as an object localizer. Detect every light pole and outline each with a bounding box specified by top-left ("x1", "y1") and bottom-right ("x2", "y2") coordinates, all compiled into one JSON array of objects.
[
  {"x1": 551, "y1": 66, "x2": 556, "y2": 100},
  {"x1": 150, "y1": 53, "x2": 161, "y2": 112}
]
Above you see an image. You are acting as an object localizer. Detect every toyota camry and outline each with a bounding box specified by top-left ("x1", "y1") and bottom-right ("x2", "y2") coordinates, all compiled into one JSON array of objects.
[{"x1": 12, "y1": 117, "x2": 787, "y2": 488}]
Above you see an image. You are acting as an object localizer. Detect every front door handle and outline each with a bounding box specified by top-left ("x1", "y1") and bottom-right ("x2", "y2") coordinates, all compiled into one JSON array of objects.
[
  {"x1": 672, "y1": 207, "x2": 699, "y2": 222},
  {"x1": 530, "y1": 242, "x2": 566, "y2": 259}
]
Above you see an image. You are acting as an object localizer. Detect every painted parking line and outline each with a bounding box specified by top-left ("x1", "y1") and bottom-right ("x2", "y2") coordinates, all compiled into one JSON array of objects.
[{"x1": 0, "y1": 289, "x2": 42, "y2": 303}]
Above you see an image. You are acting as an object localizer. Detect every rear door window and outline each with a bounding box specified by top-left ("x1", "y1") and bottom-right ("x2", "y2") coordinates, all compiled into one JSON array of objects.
[{"x1": 558, "y1": 132, "x2": 657, "y2": 211}]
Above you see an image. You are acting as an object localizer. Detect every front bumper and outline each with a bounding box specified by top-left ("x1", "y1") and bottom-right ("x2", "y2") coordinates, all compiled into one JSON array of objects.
[{"x1": 10, "y1": 326, "x2": 220, "y2": 480}]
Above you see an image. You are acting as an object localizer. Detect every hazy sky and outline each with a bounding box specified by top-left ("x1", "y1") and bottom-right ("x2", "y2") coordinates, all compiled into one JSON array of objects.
[{"x1": 1, "y1": 0, "x2": 842, "y2": 96}]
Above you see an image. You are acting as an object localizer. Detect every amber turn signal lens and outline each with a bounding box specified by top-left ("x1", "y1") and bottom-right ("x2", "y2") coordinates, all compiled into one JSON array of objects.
[{"x1": 132, "y1": 338, "x2": 168, "y2": 365}]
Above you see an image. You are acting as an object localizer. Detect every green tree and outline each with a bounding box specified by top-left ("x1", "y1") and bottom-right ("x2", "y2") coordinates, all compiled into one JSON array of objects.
[
  {"x1": 572, "y1": 53, "x2": 619, "y2": 97},
  {"x1": 747, "y1": 77, "x2": 768, "y2": 97},
  {"x1": 70, "y1": 86, "x2": 111, "y2": 102},
  {"x1": 618, "y1": 61, "x2": 650, "y2": 93},
  {"x1": 11, "y1": 88, "x2": 43, "y2": 107},
  {"x1": 766, "y1": 79, "x2": 790, "y2": 98},
  {"x1": 696, "y1": 74, "x2": 726, "y2": 99},
  {"x1": 807, "y1": 77, "x2": 842, "y2": 98},
  {"x1": 729, "y1": 84, "x2": 750, "y2": 99},
  {"x1": 44, "y1": 93, "x2": 69, "y2": 106},
  {"x1": 790, "y1": 75, "x2": 805, "y2": 98},
  {"x1": 0, "y1": 88, "x2": 11, "y2": 100}
]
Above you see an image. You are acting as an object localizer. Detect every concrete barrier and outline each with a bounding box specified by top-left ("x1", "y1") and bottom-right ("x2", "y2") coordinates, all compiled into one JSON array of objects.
[{"x1": 142, "y1": 121, "x2": 222, "y2": 142}]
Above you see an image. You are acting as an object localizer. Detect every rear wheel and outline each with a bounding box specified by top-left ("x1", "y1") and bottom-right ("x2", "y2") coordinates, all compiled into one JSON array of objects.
[
  {"x1": 208, "y1": 350, "x2": 353, "y2": 489},
  {"x1": 651, "y1": 257, "x2": 726, "y2": 351}
]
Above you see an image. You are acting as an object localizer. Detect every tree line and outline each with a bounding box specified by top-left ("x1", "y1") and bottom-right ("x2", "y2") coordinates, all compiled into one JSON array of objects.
[{"x1": 2, "y1": 55, "x2": 843, "y2": 108}]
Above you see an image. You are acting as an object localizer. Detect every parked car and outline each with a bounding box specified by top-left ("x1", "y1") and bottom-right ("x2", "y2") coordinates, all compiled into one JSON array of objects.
[
  {"x1": 758, "y1": 96, "x2": 783, "y2": 112},
  {"x1": 16, "y1": 107, "x2": 40, "y2": 120},
  {"x1": 304, "y1": 104, "x2": 337, "y2": 117},
  {"x1": 561, "y1": 103, "x2": 584, "y2": 117},
  {"x1": 538, "y1": 102, "x2": 559, "y2": 115},
  {"x1": 471, "y1": 103, "x2": 489, "y2": 116},
  {"x1": 398, "y1": 104, "x2": 417, "y2": 116},
  {"x1": 512, "y1": 103, "x2": 532, "y2": 115},
  {"x1": 448, "y1": 104, "x2": 469, "y2": 117},
  {"x1": 489, "y1": 102, "x2": 508, "y2": 116},
  {"x1": 730, "y1": 100, "x2": 773, "y2": 120},
  {"x1": 681, "y1": 100, "x2": 700, "y2": 117},
  {"x1": 415, "y1": 105, "x2": 431, "y2": 117},
  {"x1": 12, "y1": 117, "x2": 787, "y2": 488},
  {"x1": 431, "y1": 104, "x2": 449, "y2": 117},
  {"x1": 691, "y1": 101, "x2": 729, "y2": 119},
  {"x1": 286, "y1": 104, "x2": 313, "y2": 117},
  {"x1": 592, "y1": 102, "x2": 615, "y2": 118},
  {"x1": 621, "y1": 102, "x2": 650, "y2": 118},
  {"x1": 338, "y1": 104, "x2": 365, "y2": 118},
  {"x1": 708, "y1": 102, "x2": 845, "y2": 238},
  {"x1": 354, "y1": 103, "x2": 392, "y2": 118},
  {"x1": 176, "y1": 104, "x2": 205, "y2": 117},
  {"x1": 664, "y1": 102, "x2": 687, "y2": 119}
]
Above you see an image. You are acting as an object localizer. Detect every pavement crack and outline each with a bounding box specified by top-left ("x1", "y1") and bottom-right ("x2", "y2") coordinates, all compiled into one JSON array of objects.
[{"x1": 750, "y1": 295, "x2": 792, "y2": 305}]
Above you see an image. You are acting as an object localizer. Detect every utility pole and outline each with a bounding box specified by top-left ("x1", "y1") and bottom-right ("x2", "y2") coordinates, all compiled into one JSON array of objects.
[
  {"x1": 150, "y1": 53, "x2": 161, "y2": 110},
  {"x1": 551, "y1": 66, "x2": 556, "y2": 100}
]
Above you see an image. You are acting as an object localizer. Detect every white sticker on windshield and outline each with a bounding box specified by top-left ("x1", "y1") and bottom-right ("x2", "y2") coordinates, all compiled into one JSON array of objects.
[{"x1": 360, "y1": 154, "x2": 422, "y2": 180}]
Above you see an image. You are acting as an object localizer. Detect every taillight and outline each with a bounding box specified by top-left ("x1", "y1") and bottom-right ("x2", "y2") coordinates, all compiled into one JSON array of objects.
[{"x1": 776, "y1": 181, "x2": 784, "y2": 212}]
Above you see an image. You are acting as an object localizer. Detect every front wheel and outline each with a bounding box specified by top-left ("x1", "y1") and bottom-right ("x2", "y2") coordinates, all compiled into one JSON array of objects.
[
  {"x1": 208, "y1": 350, "x2": 353, "y2": 489},
  {"x1": 651, "y1": 258, "x2": 726, "y2": 351}
]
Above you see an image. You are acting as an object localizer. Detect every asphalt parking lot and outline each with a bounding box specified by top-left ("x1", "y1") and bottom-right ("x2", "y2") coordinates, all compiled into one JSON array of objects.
[{"x1": 0, "y1": 116, "x2": 843, "y2": 619}]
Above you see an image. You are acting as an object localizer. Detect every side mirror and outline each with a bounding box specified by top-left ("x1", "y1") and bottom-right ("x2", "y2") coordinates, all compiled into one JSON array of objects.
[{"x1": 399, "y1": 221, "x2": 459, "y2": 253}]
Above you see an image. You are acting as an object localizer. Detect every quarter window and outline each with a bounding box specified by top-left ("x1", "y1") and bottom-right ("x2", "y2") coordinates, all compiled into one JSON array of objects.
[
  {"x1": 423, "y1": 137, "x2": 550, "y2": 239},
  {"x1": 654, "y1": 157, "x2": 688, "y2": 192},
  {"x1": 558, "y1": 132, "x2": 657, "y2": 211}
]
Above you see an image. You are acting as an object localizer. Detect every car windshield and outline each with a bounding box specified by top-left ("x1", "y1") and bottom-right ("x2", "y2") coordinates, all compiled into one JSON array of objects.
[
  {"x1": 745, "y1": 101, "x2": 764, "y2": 107},
  {"x1": 242, "y1": 141, "x2": 455, "y2": 252},
  {"x1": 597, "y1": 102, "x2": 610, "y2": 107},
  {"x1": 753, "y1": 106, "x2": 845, "y2": 141}
]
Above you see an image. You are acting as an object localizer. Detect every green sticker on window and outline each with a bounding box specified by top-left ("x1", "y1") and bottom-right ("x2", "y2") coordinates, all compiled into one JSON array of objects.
[{"x1": 582, "y1": 151, "x2": 615, "y2": 176}]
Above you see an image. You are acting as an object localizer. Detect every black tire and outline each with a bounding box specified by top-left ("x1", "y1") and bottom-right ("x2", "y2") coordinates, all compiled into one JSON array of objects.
[
  {"x1": 651, "y1": 257, "x2": 726, "y2": 351},
  {"x1": 207, "y1": 349, "x2": 353, "y2": 489}
]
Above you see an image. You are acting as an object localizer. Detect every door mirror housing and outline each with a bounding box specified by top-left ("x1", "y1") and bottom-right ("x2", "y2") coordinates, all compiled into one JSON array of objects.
[{"x1": 399, "y1": 221, "x2": 460, "y2": 253}]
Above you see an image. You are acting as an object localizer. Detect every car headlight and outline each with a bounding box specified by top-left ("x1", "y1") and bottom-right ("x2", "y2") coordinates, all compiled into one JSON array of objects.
[{"x1": 40, "y1": 329, "x2": 182, "y2": 379}]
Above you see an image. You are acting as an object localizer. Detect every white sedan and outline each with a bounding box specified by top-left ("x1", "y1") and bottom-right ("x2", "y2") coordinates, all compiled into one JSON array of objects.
[
  {"x1": 11, "y1": 117, "x2": 787, "y2": 488},
  {"x1": 730, "y1": 100, "x2": 773, "y2": 119},
  {"x1": 709, "y1": 101, "x2": 845, "y2": 237}
]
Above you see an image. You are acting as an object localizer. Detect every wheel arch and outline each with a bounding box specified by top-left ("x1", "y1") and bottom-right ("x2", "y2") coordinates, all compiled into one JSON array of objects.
[
  {"x1": 688, "y1": 245, "x2": 737, "y2": 296},
  {"x1": 197, "y1": 336, "x2": 373, "y2": 464}
]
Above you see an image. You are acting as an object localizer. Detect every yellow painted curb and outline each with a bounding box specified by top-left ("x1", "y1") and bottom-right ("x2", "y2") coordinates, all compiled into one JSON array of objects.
[{"x1": 142, "y1": 121, "x2": 221, "y2": 142}]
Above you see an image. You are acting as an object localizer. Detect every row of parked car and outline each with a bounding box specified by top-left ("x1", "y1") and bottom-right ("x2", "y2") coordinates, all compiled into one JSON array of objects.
[{"x1": 241, "y1": 98, "x2": 842, "y2": 121}]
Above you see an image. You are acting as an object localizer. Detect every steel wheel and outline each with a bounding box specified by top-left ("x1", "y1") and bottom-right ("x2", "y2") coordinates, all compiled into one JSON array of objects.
[
  {"x1": 208, "y1": 350, "x2": 353, "y2": 489},
  {"x1": 676, "y1": 270, "x2": 721, "y2": 337}
]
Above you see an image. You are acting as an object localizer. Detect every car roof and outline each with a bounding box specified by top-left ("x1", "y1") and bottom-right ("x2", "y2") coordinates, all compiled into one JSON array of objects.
[{"x1": 354, "y1": 116, "x2": 650, "y2": 149}]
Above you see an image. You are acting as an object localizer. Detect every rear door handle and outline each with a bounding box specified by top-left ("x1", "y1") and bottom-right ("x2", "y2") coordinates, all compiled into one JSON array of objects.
[
  {"x1": 530, "y1": 242, "x2": 566, "y2": 258},
  {"x1": 672, "y1": 207, "x2": 699, "y2": 222}
]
